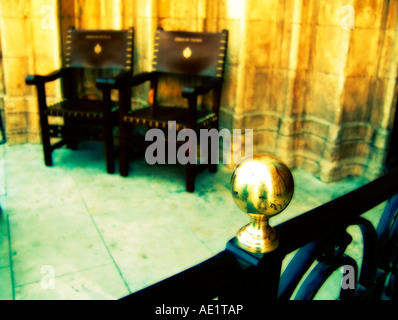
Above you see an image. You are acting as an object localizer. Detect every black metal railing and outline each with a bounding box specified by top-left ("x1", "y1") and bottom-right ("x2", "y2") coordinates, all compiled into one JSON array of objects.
[{"x1": 121, "y1": 168, "x2": 398, "y2": 301}]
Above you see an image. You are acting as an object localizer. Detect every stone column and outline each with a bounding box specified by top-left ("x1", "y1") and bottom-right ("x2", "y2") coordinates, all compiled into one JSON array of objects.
[
  {"x1": 220, "y1": 0, "x2": 398, "y2": 181},
  {"x1": 217, "y1": 0, "x2": 249, "y2": 166},
  {"x1": 0, "y1": 0, "x2": 61, "y2": 144}
]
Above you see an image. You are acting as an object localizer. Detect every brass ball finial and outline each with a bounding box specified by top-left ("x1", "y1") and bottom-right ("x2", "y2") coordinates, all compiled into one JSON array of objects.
[{"x1": 231, "y1": 154, "x2": 294, "y2": 253}]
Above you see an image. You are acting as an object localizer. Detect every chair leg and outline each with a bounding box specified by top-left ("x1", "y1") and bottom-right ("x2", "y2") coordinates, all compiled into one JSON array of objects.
[
  {"x1": 120, "y1": 157, "x2": 128, "y2": 176},
  {"x1": 66, "y1": 140, "x2": 78, "y2": 150},
  {"x1": 43, "y1": 142, "x2": 53, "y2": 167},
  {"x1": 62, "y1": 118, "x2": 78, "y2": 150},
  {"x1": 209, "y1": 163, "x2": 217, "y2": 173},
  {"x1": 119, "y1": 150, "x2": 128, "y2": 176},
  {"x1": 36, "y1": 83, "x2": 53, "y2": 167},
  {"x1": 104, "y1": 125, "x2": 115, "y2": 174},
  {"x1": 186, "y1": 163, "x2": 195, "y2": 193},
  {"x1": 208, "y1": 139, "x2": 217, "y2": 173},
  {"x1": 104, "y1": 141, "x2": 115, "y2": 174},
  {"x1": 102, "y1": 87, "x2": 116, "y2": 174},
  {"x1": 40, "y1": 117, "x2": 53, "y2": 167},
  {"x1": 119, "y1": 125, "x2": 129, "y2": 177}
]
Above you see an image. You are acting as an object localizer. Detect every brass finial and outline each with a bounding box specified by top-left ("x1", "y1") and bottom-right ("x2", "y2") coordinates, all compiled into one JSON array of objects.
[{"x1": 231, "y1": 154, "x2": 294, "y2": 253}]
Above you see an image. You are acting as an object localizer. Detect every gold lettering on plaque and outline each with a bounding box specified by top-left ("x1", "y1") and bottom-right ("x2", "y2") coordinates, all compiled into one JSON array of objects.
[
  {"x1": 183, "y1": 47, "x2": 192, "y2": 59},
  {"x1": 94, "y1": 43, "x2": 102, "y2": 54},
  {"x1": 86, "y1": 35, "x2": 111, "y2": 39},
  {"x1": 174, "y1": 37, "x2": 203, "y2": 43}
]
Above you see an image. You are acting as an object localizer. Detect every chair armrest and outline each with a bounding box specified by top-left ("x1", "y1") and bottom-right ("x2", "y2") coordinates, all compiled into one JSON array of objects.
[
  {"x1": 96, "y1": 70, "x2": 133, "y2": 89},
  {"x1": 25, "y1": 67, "x2": 72, "y2": 85},
  {"x1": 129, "y1": 72, "x2": 157, "y2": 86},
  {"x1": 181, "y1": 78, "x2": 222, "y2": 98}
]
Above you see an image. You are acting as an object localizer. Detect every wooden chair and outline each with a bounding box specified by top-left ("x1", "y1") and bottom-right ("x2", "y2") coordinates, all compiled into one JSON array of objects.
[
  {"x1": 26, "y1": 26, "x2": 134, "y2": 173},
  {"x1": 115, "y1": 28, "x2": 228, "y2": 192}
]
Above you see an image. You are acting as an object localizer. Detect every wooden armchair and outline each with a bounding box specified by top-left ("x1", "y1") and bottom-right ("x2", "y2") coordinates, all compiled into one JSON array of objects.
[
  {"x1": 26, "y1": 26, "x2": 134, "y2": 173},
  {"x1": 115, "y1": 28, "x2": 228, "y2": 192}
]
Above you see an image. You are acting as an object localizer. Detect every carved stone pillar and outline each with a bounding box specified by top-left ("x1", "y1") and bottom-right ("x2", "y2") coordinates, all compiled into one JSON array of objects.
[{"x1": 0, "y1": 0, "x2": 61, "y2": 144}]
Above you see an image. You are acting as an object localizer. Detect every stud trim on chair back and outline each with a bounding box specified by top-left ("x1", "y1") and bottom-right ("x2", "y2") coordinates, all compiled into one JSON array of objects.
[
  {"x1": 65, "y1": 26, "x2": 133, "y2": 70},
  {"x1": 152, "y1": 29, "x2": 228, "y2": 78}
]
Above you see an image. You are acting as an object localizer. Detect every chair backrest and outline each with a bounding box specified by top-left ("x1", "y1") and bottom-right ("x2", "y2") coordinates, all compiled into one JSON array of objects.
[
  {"x1": 152, "y1": 28, "x2": 228, "y2": 78},
  {"x1": 65, "y1": 26, "x2": 133, "y2": 70}
]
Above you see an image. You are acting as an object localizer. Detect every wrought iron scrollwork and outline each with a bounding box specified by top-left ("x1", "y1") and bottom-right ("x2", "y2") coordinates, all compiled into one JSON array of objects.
[
  {"x1": 377, "y1": 194, "x2": 398, "y2": 299},
  {"x1": 278, "y1": 194, "x2": 398, "y2": 300},
  {"x1": 278, "y1": 229, "x2": 359, "y2": 300}
]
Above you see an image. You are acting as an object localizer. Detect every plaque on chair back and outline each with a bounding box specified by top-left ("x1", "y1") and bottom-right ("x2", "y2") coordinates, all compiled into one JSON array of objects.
[
  {"x1": 67, "y1": 29, "x2": 132, "y2": 70},
  {"x1": 153, "y1": 30, "x2": 226, "y2": 77}
]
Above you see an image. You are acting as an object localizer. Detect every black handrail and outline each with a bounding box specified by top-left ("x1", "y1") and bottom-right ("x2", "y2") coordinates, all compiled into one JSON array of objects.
[{"x1": 121, "y1": 169, "x2": 398, "y2": 301}]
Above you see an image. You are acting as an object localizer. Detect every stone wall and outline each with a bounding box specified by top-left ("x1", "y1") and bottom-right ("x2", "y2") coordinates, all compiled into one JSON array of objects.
[
  {"x1": 0, "y1": 0, "x2": 61, "y2": 144},
  {"x1": 0, "y1": 0, "x2": 397, "y2": 182}
]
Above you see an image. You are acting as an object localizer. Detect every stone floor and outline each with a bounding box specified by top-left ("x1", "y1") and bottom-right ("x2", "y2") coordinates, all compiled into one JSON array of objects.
[{"x1": 0, "y1": 142, "x2": 387, "y2": 300}]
